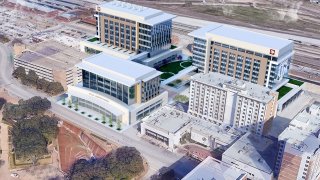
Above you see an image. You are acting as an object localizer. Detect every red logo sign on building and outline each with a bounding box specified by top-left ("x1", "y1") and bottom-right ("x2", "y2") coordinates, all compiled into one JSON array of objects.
[{"x1": 270, "y1": 49, "x2": 275, "y2": 55}]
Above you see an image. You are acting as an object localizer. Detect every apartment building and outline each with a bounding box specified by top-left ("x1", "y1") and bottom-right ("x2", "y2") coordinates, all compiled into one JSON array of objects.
[
  {"x1": 67, "y1": 53, "x2": 168, "y2": 126},
  {"x1": 188, "y1": 72, "x2": 278, "y2": 135},
  {"x1": 96, "y1": 0, "x2": 174, "y2": 56},
  {"x1": 275, "y1": 103, "x2": 320, "y2": 180},
  {"x1": 189, "y1": 24, "x2": 294, "y2": 89},
  {"x1": 13, "y1": 41, "x2": 88, "y2": 90}
]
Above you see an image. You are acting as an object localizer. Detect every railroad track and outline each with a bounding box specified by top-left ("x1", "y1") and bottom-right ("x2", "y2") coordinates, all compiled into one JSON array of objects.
[{"x1": 292, "y1": 59, "x2": 320, "y2": 70}]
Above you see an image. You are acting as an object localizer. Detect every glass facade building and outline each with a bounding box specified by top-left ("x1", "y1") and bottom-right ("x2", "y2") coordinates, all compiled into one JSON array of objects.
[
  {"x1": 82, "y1": 69, "x2": 135, "y2": 105},
  {"x1": 138, "y1": 21, "x2": 172, "y2": 56},
  {"x1": 96, "y1": 10, "x2": 173, "y2": 57}
]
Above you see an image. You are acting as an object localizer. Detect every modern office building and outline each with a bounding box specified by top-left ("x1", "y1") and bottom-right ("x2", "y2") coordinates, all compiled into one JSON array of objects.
[
  {"x1": 141, "y1": 106, "x2": 242, "y2": 151},
  {"x1": 189, "y1": 24, "x2": 294, "y2": 89},
  {"x1": 188, "y1": 72, "x2": 278, "y2": 135},
  {"x1": 13, "y1": 41, "x2": 88, "y2": 90},
  {"x1": 80, "y1": 1, "x2": 180, "y2": 68},
  {"x1": 275, "y1": 103, "x2": 320, "y2": 180},
  {"x1": 67, "y1": 53, "x2": 168, "y2": 126},
  {"x1": 95, "y1": 0, "x2": 174, "y2": 56},
  {"x1": 182, "y1": 156, "x2": 247, "y2": 180},
  {"x1": 222, "y1": 133, "x2": 278, "y2": 180}
]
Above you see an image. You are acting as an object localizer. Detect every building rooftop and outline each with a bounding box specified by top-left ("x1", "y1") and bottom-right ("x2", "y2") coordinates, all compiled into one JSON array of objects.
[
  {"x1": 142, "y1": 106, "x2": 192, "y2": 134},
  {"x1": 15, "y1": 40, "x2": 88, "y2": 70},
  {"x1": 189, "y1": 24, "x2": 293, "y2": 56},
  {"x1": 182, "y1": 156, "x2": 247, "y2": 180},
  {"x1": 191, "y1": 72, "x2": 276, "y2": 103},
  {"x1": 191, "y1": 120, "x2": 243, "y2": 145},
  {"x1": 223, "y1": 133, "x2": 277, "y2": 174},
  {"x1": 279, "y1": 127, "x2": 320, "y2": 156},
  {"x1": 80, "y1": 38, "x2": 138, "y2": 59},
  {"x1": 77, "y1": 53, "x2": 162, "y2": 86},
  {"x1": 98, "y1": 0, "x2": 176, "y2": 25},
  {"x1": 288, "y1": 102, "x2": 320, "y2": 136},
  {"x1": 142, "y1": 106, "x2": 242, "y2": 143}
]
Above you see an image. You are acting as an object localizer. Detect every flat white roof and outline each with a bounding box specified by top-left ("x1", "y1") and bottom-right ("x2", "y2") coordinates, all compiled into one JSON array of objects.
[
  {"x1": 142, "y1": 106, "x2": 242, "y2": 143},
  {"x1": 286, "y1": 102, "x2": 320, "y2": 137},
  {"x1": 142, "y1": 106, "x2": 192, "y2": 134},
  {"x1": 189, "y1": 24, "x2": 293, "y2": 56},
  {"x1": 191, "y1": 73, "x2": 276, "y2": 103},
  {"x1": 223, "y1": 133, "x2": 277, "y2": 174},
  {"x1": 98, "y1": 1, "x2": 176, "y2": 25},
  {"x1": 279, "y1": 127, "x2": 320, "y2": 156},
  {"x1": 77, "y1": 53, "x2": 162, "y2": 86},
  {"x1": 182, "y1": 157, "x2": 246, "y2": 180},
  {"x1": 191, "y1": 120, "x2": 242, "y2": 145}
]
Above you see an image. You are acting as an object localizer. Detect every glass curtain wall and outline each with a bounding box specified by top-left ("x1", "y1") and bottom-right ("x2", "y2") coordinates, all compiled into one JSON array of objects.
[{"x1": 82, "y1": 70, "x2": 134, "y2": 105}]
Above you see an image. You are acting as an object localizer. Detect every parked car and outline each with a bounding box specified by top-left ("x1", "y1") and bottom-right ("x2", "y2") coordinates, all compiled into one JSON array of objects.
[{"x1": 10, "y1": 173, "x2": 19, "y2": 178}]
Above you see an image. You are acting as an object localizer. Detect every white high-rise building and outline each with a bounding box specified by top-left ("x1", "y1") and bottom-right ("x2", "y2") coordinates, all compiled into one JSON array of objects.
[{"x1": 188, "y1": 72, "x2": 278, "y2": 135}]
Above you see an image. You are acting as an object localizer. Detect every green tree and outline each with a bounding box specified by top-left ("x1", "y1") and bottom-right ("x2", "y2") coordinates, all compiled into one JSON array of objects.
[
  {"x1": 68, "y1": 99, "x2": 72, "y2": 108},
  {"x1": 109, "y1": 117, "x2": 113, "y2": 127},
  {"x1": 36, "y1": 78, "x2": 50, "y2": 91},
  {"x1": 38, "y1": 116, "x2": 59, "y2": 143},
  {"x1": 102, "y1": 114, "x2": 106, "y2": 123},
  {"x1": 2, "y1": 96, "x2": 51, "y2": 122},
  {"x1": 75, "y1": 102, "x2": 79, "y2": 111},
  {"x1": 46, "y1": 82, "x2": 64, "y2": 95},
  {"x1": 12, "y1": 128, "x2": 48, "y2": 164},
  {"x1": 26, "y1": 70, "x2": 39, "y2": 86},
  {"x1": 116, "y1": 120, "x2": 121, "y2": 130},
  {"x1": 12, "y1": 66, "x2": 26, "y2": 79},
  {"x1": 108, "y1": 146, "x2": 144, "y2": 179},
  {"x1": 67, "y1": 146, "x2": 144, "y2": 180},
  {"x1": 0, "y1": 97, "x2": 6, "y2": 110}
]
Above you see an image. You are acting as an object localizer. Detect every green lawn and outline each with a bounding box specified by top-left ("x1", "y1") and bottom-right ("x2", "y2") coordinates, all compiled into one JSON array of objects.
[
  {"x1": 158, "y1": 61, "x2": 193, "y2": 80},
  {"x1": 88, "y1": 37, "x2": 98, "y2": 42},
  {"x1": 277, "y1": 86, "x2": 293, "y2": 99},
  {"x1": 288, "y1": 79, "x2": 304, "y2": 86},
  {"x1": 159, "y1": 61, "x2": 185, "y2": 74},
  {"x1": 181, "y1": 61, "x2": 192, "y2": 68},
  {"x1": 160, "y1": 72, "x2": 174, "y2": 79},
  {"x1": 170, "y1": 45, "x2": 177, "y2": 49}
]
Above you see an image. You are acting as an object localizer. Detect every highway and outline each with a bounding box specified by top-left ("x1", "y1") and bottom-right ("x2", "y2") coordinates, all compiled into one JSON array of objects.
[{"x1": 0, "y1": 44, "x2": 195, "y2": 178}]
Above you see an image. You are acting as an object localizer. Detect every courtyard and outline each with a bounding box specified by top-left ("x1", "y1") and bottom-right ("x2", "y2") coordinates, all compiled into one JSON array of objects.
[{"x1": 158, "y1": 60, "x2": 192, "y2": 80}]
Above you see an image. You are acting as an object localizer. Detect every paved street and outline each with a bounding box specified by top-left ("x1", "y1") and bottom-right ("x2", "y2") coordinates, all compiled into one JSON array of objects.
[{"x1": 0, "y1": 43, "x2": 192, "y2": 178}]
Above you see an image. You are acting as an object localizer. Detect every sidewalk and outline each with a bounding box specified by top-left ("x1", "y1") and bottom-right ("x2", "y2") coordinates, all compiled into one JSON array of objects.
[{"x1": 0, "y1": 123, "x2": 12, "y2": 180}]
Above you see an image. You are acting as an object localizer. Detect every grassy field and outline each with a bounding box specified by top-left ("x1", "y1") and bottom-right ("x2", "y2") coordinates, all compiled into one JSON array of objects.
[
  {"x1": 159, "y1": 61, "x2": 185, "y2": 74},
  {"x1": 288, "y1": 79, "x2": 304, "y2": 86},
  {"x1": 181, "y1": 61, "x2": 192, "y2": 68},
  {"x1": 277, "y1": 86, "x2": 293, "y2": 99},
  {"x1": 161, "y1": 72, "x2": 175, "y2": 79},
  {"x1": 158, "y1": 61, "x2": 192, "y2": 79}
]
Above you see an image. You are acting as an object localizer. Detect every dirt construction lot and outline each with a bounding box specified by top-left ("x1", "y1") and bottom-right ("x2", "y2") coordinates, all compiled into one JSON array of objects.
[{"x1": 58, "y1": 121, "x2": 116, "y2": 172}]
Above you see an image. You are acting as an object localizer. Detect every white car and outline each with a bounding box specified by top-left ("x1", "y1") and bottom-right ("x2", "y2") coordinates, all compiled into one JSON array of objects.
[{"x1": 10, "y1": 173, "x2": 19, "y2": 178}]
